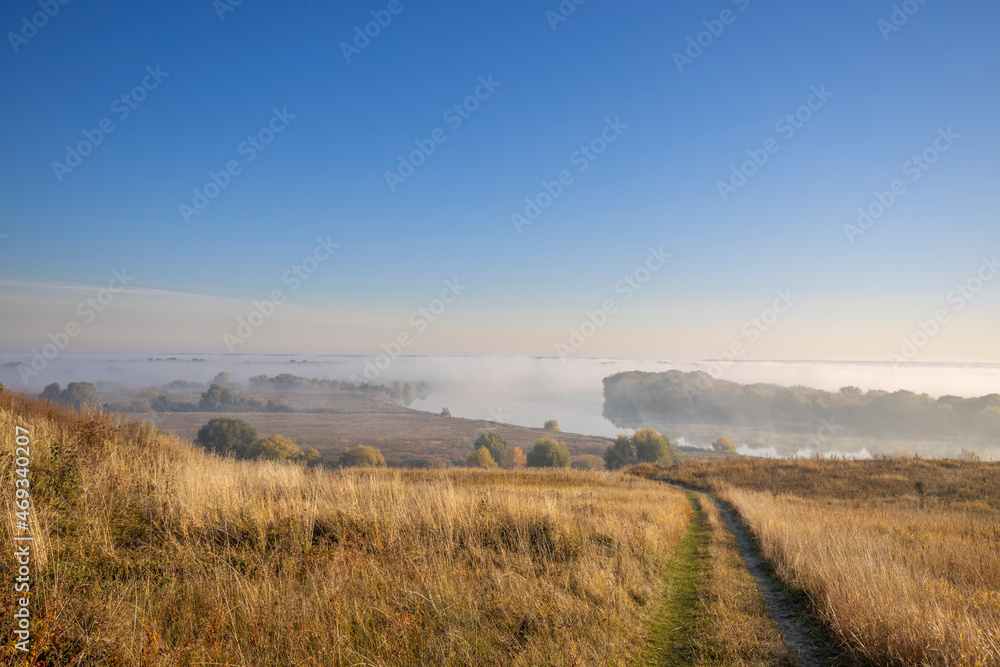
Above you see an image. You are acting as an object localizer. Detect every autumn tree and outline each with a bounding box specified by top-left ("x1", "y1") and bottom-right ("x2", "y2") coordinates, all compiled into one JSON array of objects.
[
  {"x1": 467, "y1": 446, "x2": 498, "y2": 469},
  {"x1": 474, "y1": 432, "x2": 508, "y2": 465},
  {"x1": 338, "y1": 445, "x2": 386, "y2": 468},
  {"x1": 502, "y1": 446, "x2": 527, "y2": 469},
  {"x1": 255, "y1": 434, "x2": 303, "y2": 461},
  {"x1": 712, "y1": 436, "x2": 737, "y2": 453}
]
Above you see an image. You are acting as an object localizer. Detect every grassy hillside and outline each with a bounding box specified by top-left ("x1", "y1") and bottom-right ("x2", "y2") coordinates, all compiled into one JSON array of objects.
[
  {"x1": 147, "y1": 410, "x2": 615, "y2": 466},
  {"x1": 0, "y1": 390, "x2": 689, "y2": 665}
]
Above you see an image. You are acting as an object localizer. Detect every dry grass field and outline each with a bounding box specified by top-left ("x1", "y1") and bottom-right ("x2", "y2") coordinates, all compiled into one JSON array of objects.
[
  {"x1": 146, "y1": 409, "x2": 615, "y2": 465},
  {"x1": 0, "y1": 390, "x2": 689, "y2": 666},
  {"x1": 665, "y1": 457, "x2": 1000, "y2": 665}
]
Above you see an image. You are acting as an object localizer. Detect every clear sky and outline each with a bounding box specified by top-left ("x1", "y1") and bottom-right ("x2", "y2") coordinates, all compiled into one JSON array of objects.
[{"x1": 1, "y1": 0, "x2": 999, "y2": 362}]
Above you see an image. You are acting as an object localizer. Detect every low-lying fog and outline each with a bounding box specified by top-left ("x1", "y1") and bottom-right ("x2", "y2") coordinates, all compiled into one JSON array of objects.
[{"x1": 3, "y1": 353, "x2": 998, "y2": 458}]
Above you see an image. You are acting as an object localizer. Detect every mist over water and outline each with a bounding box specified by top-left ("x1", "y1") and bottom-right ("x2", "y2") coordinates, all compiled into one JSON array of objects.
[{"x1": 3, "y1": 353, "x2": 999, "y2": 444}]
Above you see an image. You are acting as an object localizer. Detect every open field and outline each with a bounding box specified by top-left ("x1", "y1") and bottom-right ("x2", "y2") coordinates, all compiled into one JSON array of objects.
[
  {"x1": 146, "y1": 409, "x2": 615, "y2": 465},
  {"x1": 664, "y1": 458, "x2": 1000, "y2": 665},
  {"x1": 0, "y1": 391, "x2": 690, "y2": 665}
]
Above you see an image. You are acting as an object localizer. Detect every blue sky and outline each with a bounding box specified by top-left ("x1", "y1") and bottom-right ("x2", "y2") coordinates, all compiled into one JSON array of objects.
[{"x1": 1, "y1": 0, "x2": 999, "y2": 361}]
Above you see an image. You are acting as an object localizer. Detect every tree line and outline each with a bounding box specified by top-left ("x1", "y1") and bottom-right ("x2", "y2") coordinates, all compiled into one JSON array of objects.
[{"x1": 603, "y1": 370, "x2": 1000, "y2": 438}]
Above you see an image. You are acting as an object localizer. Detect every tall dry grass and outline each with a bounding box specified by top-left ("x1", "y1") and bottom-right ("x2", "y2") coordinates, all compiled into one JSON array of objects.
[
  {"x1": 690, "y1": 496, "x2": 794, "y2": 666},
  {"x1": 718, "y1": 486, "x2": 1000, "y2": 665},
  {"x1": 0, "y1": 391, "x2": 690, "y2": 665}
]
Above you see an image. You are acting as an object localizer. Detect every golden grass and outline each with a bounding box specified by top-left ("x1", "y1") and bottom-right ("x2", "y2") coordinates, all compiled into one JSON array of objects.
[
  {"x1": 689, "y1": 495, "x2": 794, "y2": 666},
  {"x1": 0, "y1": 391, "x2": 690, "y2": 666},
  {"x1": 666, "y1": 458, "x2": 1000, "y2": 665}
]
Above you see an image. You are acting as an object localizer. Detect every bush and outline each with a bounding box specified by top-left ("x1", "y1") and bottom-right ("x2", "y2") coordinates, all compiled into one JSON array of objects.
[
  {"x1": 41, "y1": 382, "x2": 100, "y2": 410},
  {"x1": 543, "y1": 419, "x2": 560, "y2": 431},
  {"x1": 339, "y1": 445, "x2": 386, "y2": 468},
  {"x1": 255, "y1": 434, "x2": 303, "y2": 462},
  {"x1": 604, "y1": 429, "x2": 676, "y2": 469},
  {"x1": 195, "y1": 418, "x2": 259, "y2": 459},
  {"x1": 474, "y1": 432, "x2": 508, "y2": 465},
  {"x1": 502, "y1": 446, "x2": 527, "y2": 470},
  {"x1": 527, "y1": 438, "x2": 571, "y2": 468},
  {"x1": 603, "y1": 434, "x2": 637, "y2": 470},
  {"x1": 440, "y1": 407, "x2": 452, "y2": 418},
  {"x1": 571, "y1": 454, "x2": 604, "y2": 471},
  {"x1": 712, "y1": 436, "x2": 737, "y2": 453},
  {"x1": 302, "y1": 447, "x2": 324, "y2": 466},
  {"x1": 467, "y1": 446, "x2": 497, "y2": 469}
]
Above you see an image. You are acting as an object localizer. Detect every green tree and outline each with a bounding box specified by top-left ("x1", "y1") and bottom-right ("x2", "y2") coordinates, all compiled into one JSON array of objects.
[
  {"x1": 199, "y1": 383, "x2": 239, "y2": 411},
  {"x1": 440, "y1": 407, "x2": 452, "y2": 418},
  {"x1": 603, "y1": 434, "x2": 637, "y2": 470},
  {"x1": 249, "y1": 374, "x2": 270, "y2": 385},
  {"x1": 543, "y1": 419, "x2": 560, "y2": 431},
  {"x1": 633, "y1": 428, "x2": 675, "y2": 464},
  {"x1": 339, "y1": 445, "x2": 386, "y2": 468},
  {"x1": 527, "y1": 437, "x2": 571, "y2": 468},
  {"x1": 41, "y1": 383, "x2": 62, "y2": 402},
  {"x1": 712, "y1": 436, "x2": 737, "y2": 453},
  {"x1": 255, "y1": 434, "x2": 303, "y2": 461},
  {"x1": 474, "y1": 432, "x2": 508, "y2": 465},
  {"x1": 195, "y1": 418, "x2": 259, "y2": 458},
  {"x1": 62, "y1": 382, "x2": 99, "y2": 410},
  {"x1": 467, "y1": 446, "x2": 498, "y2": 469}
]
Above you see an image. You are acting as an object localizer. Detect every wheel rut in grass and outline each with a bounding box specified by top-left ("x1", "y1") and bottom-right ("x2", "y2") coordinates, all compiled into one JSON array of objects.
[
  {"x1": 637, "y1": 491, "x2": 710, "y2": 666},
  {"x1": 717, "y1": 498, "x2": 833, "y2": 667},
  {"x1": 663, "y1": 482, "x2": 838, "y2": 667}
]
